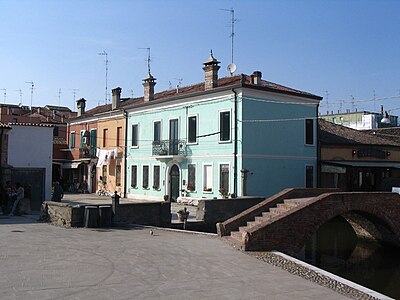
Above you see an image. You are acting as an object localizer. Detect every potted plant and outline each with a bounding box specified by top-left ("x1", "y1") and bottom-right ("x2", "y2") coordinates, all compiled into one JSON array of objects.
[
  {"x1": 219, "y1": 188, "x2": 230, "y2": 199},
  {"x1": 176, "y1": 207, "x2": 190, "y2": 222}
]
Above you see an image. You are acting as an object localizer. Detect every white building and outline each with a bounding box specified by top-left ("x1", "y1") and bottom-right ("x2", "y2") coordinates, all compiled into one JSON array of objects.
[{"x1": 8, "y1": 123, "x2": 53, "y2": 209}]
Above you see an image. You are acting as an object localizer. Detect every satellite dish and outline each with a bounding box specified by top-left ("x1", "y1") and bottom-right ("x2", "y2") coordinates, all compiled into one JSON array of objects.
[{"x1": 227, "y1": 63, "x2": 237, "y2": 76}]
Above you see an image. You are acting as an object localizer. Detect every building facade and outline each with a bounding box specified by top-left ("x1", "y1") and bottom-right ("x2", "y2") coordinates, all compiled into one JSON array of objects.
[{"x1": 125, "y1": 54, "x2": 321, "y2": 201}]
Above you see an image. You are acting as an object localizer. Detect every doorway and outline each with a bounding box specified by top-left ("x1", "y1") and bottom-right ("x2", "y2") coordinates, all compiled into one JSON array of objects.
[{"x1": 169, "y1": 164, "x2": 180, "y2": 202}]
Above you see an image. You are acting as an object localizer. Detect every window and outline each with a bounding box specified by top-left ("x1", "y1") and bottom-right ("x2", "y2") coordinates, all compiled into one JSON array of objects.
[
  {"x1": 142, "y1": 165, "x2": 149, "y2": 189},
  {"x1": 153, "y1": 121, "x2": 161, "y2": 144},
  {"x1": 132, "y1": 124, "x2": 138, "y2": 147},
  {"x1": 70, "y1": 132, "x2": 76, "y2": 149},
  {"x1": 54, "y1": 126, "x2": 59, "y2": 137},
  {"x1": 305, "y1": 119, "x2": 314, "y2": 145},
  {"x1": 187, "y1": 164, "x2": 196, "y2": 191},
  {"x1": 203, "y1": 164, "x2": 213, "y2": 192},
  {"x1": 117, "y1": 126, "x2": 122, "y2": 147},
  {"x1": 116, "y1": 164, "x2": 121, "y2": 186},
  {"x1": 153, "y1": 165, "x2": 160, "y2": 189},
  {"x1": 80, "y1": 130, "x2": 85, "y2": 148},
  {"x1": 219, "y1": 164, "x2": 229, "y2": 194},
  {"x1": 306, "y1": 165, "x2": 314, "y2": 188},
  {"x1": 103, "y1": 128, "x2": 108, "y2": 147},
  {"x1": 131, "y1": 165, "x2": 137, "y2": 188},
  {"x1": 102, "y1": 165, "x2": 107, "y2": 184},
  {"x1": 90, "y1": 129, "x2": 97, "y2": 157},
  {"x1": 220, "y1": 111, "x2": 231, "y2": 141},
  {"x1": 188, "y1": 116, "x2": 197, "y2": 144}
]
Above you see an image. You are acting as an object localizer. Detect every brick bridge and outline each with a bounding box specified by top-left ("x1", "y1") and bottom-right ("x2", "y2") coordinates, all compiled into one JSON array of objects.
[{"x1": 217, "y1": 189, "x2": 400, "y2": 256}]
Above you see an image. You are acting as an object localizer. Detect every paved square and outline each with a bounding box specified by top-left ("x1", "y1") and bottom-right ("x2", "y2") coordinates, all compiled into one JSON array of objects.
[{"x1": 0, "y1": 216, "x2": 348, "y2": 299}]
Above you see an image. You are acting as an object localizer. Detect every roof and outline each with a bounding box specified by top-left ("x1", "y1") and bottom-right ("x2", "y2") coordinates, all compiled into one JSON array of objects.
[
  {"x1": 44, "y1": 105, "x2": 72, "y2": 112},
  {"x1": 0, "y1": 122, "x2": 11, "y2": 129},
  {"x1": 363, "y1": 127, "x2": 400, "y2": 144},
  {"x1": 8, "y1": 122, "x2": 54, "y2": 128},
  {"x1": 318, "y1": 119, "x2": 400, "y2": 146},
  {"x1": 70, "y1": 73, "x2": 322, "y2": 122}
]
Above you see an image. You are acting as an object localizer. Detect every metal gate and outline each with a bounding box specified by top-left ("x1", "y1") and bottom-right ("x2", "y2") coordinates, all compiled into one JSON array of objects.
[{"x1": 12, "y1": 168, "x2": 45, "y2": 211}]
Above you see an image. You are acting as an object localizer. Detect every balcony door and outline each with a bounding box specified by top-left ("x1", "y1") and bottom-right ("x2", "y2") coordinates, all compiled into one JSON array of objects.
[
  {"x1": 169, "y1": 119, "x2": 178, "y2": 155},
  {"x1": 169, "y1": 164, "x2": 180, "y2": 202}
]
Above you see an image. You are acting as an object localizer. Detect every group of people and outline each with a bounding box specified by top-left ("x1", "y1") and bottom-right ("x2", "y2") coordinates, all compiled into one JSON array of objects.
[{"x1": 1, "y1": 181, "x2": 24, "y2": 216}]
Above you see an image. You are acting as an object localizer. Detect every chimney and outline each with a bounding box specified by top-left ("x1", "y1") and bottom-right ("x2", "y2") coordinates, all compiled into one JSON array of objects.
[
  {"x1": 112, "y1": 87, "x2": 122, "y2": 110},
  {"x1": 203, "y1": 51, "x2": 220, "y2": 90},
  {"x1": 252, "y1": 71, "x2": 262, "y2": 85},
  {"x1": 76, "y1": 98, "x2": 86, "y2": 117},
  {"x1": 143, "y1": 74, "x2": 156, "y2": 102}
]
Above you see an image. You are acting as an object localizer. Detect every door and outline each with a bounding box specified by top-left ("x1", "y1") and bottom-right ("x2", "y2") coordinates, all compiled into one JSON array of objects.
[
  {"x1": 169, "y1": 164, "x2": 180, "y2": 202},
  {"x1": 12, "y1": 168, "x2": 45, "y2": 211},
  {"x1": 169, "y1": 119, "x2": 178, "y2": 155}
]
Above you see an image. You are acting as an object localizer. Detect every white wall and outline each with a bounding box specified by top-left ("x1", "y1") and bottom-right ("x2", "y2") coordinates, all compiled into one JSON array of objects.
[{"x1": 7, "y1": 125, "x2": 53, "y2": 200}]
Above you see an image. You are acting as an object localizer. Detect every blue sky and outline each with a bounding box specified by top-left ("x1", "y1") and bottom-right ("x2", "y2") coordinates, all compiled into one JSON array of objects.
[{"x1": 0, "y1": 0, "x2": 399, "y2": 115}]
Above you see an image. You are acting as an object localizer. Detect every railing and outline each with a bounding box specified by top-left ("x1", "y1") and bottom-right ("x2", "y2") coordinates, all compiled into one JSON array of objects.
[
  {"x1": 152, "y1": 140, "x2": 186, "y2": 156},
  {"x1": 79, "y1": 147, "x2": 97, "y2": 159}
]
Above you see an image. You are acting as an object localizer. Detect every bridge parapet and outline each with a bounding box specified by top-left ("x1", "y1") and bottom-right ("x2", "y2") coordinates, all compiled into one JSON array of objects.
[{"x1": 239, "y1": 192, "x2": 400, "y2": 256}]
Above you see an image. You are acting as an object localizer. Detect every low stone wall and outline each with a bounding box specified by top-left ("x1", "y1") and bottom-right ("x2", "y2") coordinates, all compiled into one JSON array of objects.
[
  {"x1": 196, "y1": 197, "x2": 264, "y2": 225},
  {"x1": 44, "y1": 202, "x2": 84, "y2": 228},
  {"x1": 113, "y1": 201, "x2": 171, "y2": 227},
  {"x1": 44, "y1": 201, "x2": 171, "y2": 228}
]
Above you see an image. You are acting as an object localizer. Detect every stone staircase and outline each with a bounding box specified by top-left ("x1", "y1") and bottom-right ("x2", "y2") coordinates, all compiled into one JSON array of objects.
[{"x1": 228, "y1": 197, "x2": 314, "y2": 246}]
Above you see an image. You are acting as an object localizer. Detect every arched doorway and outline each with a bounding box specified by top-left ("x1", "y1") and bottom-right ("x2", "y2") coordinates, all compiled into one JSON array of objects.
[{"x1": 169, "y1": 164, "x2": 180, "y2": 202}]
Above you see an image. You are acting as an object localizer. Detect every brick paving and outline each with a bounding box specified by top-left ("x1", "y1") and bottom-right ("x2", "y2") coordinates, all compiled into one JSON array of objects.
[{"x1": 0, "y1": 214, "x2": 349, "y2": 300}]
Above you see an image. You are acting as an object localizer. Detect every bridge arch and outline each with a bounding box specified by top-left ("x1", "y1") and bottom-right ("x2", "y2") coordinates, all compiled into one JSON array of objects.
[{"x1": 245, "y1": 192, "x2": 400, "y2": 256}]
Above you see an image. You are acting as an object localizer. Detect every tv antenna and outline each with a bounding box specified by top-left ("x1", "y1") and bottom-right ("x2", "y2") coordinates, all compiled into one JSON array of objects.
[
  {"x1": 98, "y1": 50, "x2": 109, "y2": 105},
  {"x1": 0, "y1": 89, "x2": 6, "y2": 103},
  {"x1": 58, "y1": 88, "x2": 62, "y2": 106},
  {"x1": 25, "y1": 81, "x2": 34, "y2": 109},
  {"x1": 130, "y1": 89, "x2": 134, "y2": 98},
  {"x1": 350, "y1": 95, "x2": 355, "y2": 112},
  {"x1": 323, "y1": 90, "x2": 329, "y2": 113},
  {"x1": 71, "y1": 88, "x2": 79, "y2": 111},
  {"x1": 15, "y1": 89, "x2": 22, "y2": 104},
  {"x1": 221, "y1": 8, "x2": 238, "y2": 65},
  {"x1": 138, "y1": 47, "x2": 152, "y2": 75}
]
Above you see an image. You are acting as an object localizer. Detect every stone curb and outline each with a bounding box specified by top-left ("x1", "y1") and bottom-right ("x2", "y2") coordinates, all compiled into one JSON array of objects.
[{"x1": 127, "y1": 223, "x2": 218, "y2": 237}]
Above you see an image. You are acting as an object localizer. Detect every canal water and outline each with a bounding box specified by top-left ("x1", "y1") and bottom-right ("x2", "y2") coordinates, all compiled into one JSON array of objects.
[{"x1": 297, "y1": 216, "x2": 400, "y2": 299}]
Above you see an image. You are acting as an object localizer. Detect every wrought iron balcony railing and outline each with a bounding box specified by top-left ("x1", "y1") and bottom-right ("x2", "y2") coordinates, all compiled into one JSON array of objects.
[
  {"x1": 152, "y1": 140, "x2": 186, "y2": 156},
  {"x1": 79, "y1": 147, "x2": 97, "y2": 159}
]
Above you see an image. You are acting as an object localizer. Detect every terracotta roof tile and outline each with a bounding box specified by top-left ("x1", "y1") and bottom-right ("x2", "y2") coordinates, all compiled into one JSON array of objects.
[
  {"x1": 71, "y1": 74, "x2": 321, "y2": 121},
  {"x1": 318, "y1": 119, "x2": 400, "y2": 146}
]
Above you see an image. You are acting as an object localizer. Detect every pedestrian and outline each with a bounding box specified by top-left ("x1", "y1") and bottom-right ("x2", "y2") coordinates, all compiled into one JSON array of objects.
[
  {"x1": 9, "y1": 182, "x2": 24, "y2": 216},
  {"x1": 52, "y1": 181, "x2": 63, "y2": 202}
]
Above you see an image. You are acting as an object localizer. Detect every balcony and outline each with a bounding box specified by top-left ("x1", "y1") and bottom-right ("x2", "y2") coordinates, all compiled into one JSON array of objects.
[
  {"x1": 79, "y1": 147, "x2": 97, "y2": 159},
  {"x1": 152, "y1": 140, "x2": 186, "y2": 161}
]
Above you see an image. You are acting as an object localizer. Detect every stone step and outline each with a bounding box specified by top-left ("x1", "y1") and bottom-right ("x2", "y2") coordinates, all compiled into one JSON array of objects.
[
  {"x1": 246, "y1": 220, "x2": 258, "y2": 228},
  {"x1": 284, "y1": 197, "x2": 314, "y2": 205},
  {"x1": 239, "y1": 225, "x2": 249, "y2": 233},
  {"x1": 230, "y1": 230, "x2": 243, "y2": 241}
]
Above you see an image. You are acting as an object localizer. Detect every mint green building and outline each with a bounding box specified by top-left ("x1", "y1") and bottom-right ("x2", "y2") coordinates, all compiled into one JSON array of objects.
[{"x1": 125, "y1": 54, "x2": 322, "y2": 201}]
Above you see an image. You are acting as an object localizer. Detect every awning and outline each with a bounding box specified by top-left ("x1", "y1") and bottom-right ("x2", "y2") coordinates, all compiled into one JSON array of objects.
[
  {"x1": 63, "y1": 162, "x2": 82, "y2": 169},
  {"x1": 323, "y1": 161, "x2": 400, "y2": 169}
]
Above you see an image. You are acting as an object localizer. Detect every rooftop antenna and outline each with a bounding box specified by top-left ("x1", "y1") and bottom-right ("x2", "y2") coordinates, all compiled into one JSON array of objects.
[
  {"x1": 174, "y1": 78, "x2": 183, "y2": 93},
  {"x1": 350, "y1": 95, "x2": 355, "y2": 112},
  {"x1": 0, "y1": 89, "x2": 6, "y2": 104},
  {"x1": 15, "y1": 89, "x2": 22, "y2": 104},
  {"x1": 98, "y1": 50, "x2": 109, "y2": 105},
  {"x1": 168, "y1": 81, "x2": 172, "y2": 89},
  {"x1": 130, "y1": 89, "x2": 134, "y2": 98},
  {"x1": 71, "y1": 88, "x2": 79, "y2": 111},
  {"x1": 323, "y1": 90, "x2": 329, "y2": 112},
  {"x1": 221, "y1": 8, "x2": 238, "y2": 65},
  {"x1": 373, "y1": 90, "x2": 376, "y2": 112},
  {"x1": 58, "y1": 88, "x2": 62, "y2": 106},
  {"x1": 138, "y1": 47, "x2": 152, "y2": 75},
  {"x1": 25, "y1": 81, "x2": 34, "y2": 109}
]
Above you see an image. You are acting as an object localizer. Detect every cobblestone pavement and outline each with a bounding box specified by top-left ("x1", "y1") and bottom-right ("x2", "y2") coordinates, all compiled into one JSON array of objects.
[{"x1": 0, "y1": 216, "x2": 349, "y2": 300}]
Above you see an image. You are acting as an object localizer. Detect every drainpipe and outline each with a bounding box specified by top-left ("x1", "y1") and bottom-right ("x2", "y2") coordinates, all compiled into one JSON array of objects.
[
  {"x1": 316, "y1": 104, "x2": 320, "y2": 188},
  {"x1": 123, "y1": 109, "x2": 128, "y2": 198},
  {"x1": 232, "y1": 89, "x2": 238, "y2": 197},
  {"x1": 0, "y1": 129, "x2": 3, "y2": 189}
]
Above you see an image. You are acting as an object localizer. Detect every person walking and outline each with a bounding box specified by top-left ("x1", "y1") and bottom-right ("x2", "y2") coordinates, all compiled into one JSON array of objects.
[{"x1": 9, "y1": 182, "x2": 24, "y2": 216}]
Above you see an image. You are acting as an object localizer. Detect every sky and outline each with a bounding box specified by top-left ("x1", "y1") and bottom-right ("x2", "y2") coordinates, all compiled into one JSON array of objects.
[{"x1": 0, "y1": 0, "x2": 399, "y2": 115}]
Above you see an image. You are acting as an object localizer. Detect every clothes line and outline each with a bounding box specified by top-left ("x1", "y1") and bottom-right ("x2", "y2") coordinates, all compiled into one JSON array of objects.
[{"x1": 96, "y1": 148, "x2": 118, "y2": 168}]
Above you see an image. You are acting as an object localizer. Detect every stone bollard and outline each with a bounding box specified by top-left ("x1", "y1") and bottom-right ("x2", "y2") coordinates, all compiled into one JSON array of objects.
[
  {"x1": 98, "y1": 205, "x2": 112, "y2": 227},
  {"x1": 84, "y1": 206, "x2": 99, "y2": 228}
]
